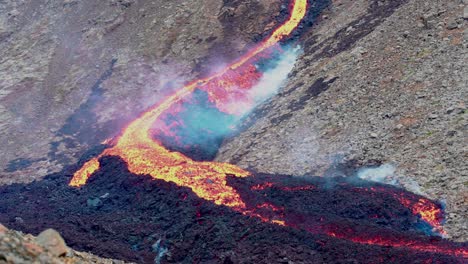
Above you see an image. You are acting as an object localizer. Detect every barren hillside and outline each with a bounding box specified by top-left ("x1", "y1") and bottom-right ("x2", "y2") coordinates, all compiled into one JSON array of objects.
[{"x1": 218, "y1": 0, "x2": 468, "y2": 241}]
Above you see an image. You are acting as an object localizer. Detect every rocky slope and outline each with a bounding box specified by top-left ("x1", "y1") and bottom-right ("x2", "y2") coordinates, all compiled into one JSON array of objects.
[
  {"x1": 0, "y1": 0, "x2": 282, "y2": 184},
  {"x1": 217, "y1": 0, "x2": 467, "y2": 241},
  {"x1": 0, "y1": 223, "x2": 129, "y2": 263}
]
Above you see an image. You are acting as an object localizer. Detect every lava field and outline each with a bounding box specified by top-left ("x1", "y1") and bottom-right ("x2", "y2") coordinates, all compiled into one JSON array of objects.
[{"x1": 0, "y1": 156, "x2": 466, "y2": 263}]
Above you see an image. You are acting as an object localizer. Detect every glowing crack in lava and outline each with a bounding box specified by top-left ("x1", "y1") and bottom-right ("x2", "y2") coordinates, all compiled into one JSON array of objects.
[
  {"x1": 354, "y1": 186, "x2": 447, "y2": 235},
  {"x1": 70, "y1": 0, "x2": 467, "y2": 258}
]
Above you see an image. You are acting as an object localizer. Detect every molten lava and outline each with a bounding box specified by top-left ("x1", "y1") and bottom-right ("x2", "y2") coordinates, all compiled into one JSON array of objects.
[
  {"x1": 397, "y1": 196, "x2": 446, "y2": 235},
  {"x1": 202, "y1": 63, "x2": 263, "y2": 115},
  {"x1": 361, "y1": 187, "x2": 446, "y2": 234},
  {"x1": 70, "y1": 0, "x2": 308, "y2": 208},
  {"x1": 69, "y1": 0, "x2": 467, "y2": 259}
]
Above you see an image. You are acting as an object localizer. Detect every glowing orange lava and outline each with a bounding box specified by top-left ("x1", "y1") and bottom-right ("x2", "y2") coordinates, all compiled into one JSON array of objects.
[
  {"x1": 202, "y1": 64, "x2": 263, "y2": 115},
  {"x1": 70, "y1": 0, "x2": 308, "y2": 208},
  {"x1": 397, "y1": 197, "x2": 446, "y2": 235},
  {"x1": 357, "y1": 187, "x2": 447, "y2": 235}
]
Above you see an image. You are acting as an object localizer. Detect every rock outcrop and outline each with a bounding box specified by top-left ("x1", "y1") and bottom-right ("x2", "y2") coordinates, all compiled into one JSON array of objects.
[{"x1": 0, "y1": 223, "x2": 130, "y2": 263}]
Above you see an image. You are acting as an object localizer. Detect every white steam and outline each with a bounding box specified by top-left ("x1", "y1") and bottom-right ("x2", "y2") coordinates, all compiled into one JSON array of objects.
[
  {"x1": 224, "y1": 46, "x2": 301, "y2": 117},
  {"x1": 248, "y1": 46, "x2": 301, "y2": 105},
  {"x1": 356, "y1": 164, "x2": 423, "y2": 195},
  {"x1": 357, "y1": 164, "x2": 398, "y2": 184}
]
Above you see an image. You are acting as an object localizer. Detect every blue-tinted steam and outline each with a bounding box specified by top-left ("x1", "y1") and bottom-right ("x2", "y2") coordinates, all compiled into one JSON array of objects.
[
  {"x1": 157, "y1": 46, "x2": 300, "y2": 161},
  {"x1": 159, "y1": 90, "x2": 237, "y2": 160}
]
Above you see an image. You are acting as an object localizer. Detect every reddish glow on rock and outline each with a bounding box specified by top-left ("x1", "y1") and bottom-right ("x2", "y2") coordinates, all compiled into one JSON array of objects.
[
  {"x1": 242, "y1": 202, "x2": 286, "y2": 225},
  {"x1": 326, "y1": 230, "x2": 467, "y2": 257},
  {"x1": 251, "y1": 182, "x2": 315, "y2": 191},
  {"x1": 355, "y1": 186, "x2": 447, "y2": 235},
  {"x1": 251, "y1": 182, "x2": 274, "y2": 191}
]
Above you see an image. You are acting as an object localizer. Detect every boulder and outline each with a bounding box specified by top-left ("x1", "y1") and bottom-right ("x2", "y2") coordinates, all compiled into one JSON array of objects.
[{"x1": 36, "y1": 229, "x2": 69, "y2": 257}]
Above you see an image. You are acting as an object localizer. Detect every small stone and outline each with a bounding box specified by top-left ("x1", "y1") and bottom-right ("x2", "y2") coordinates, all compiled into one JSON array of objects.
[
  {"x1": 446, "y1": 107, "x2": 455, "y2": 114},
  {"x1": 446, "y1": 131, "x2": 457, "y2": 137},
  {"x1": 36, "y1": 229, "x2": 69, "y2": 257},
  {"x1": 205, "y1": 179, "x2": 214, "y2": 184},
  {"x1": 63, "y1": 0, "x2": 77, "y2": 4},
  {"x1": 370, "y1": 133, "x2": 378, "y2": 138},
  {"x1": 420, "y1": 13, "x2": 436, "y2": 29},
  {"x1": 428, "y1": 114, "x2": 438, "y2": 119},
  {"x1": 446, "y1": 20, "x2": 458, "y2": 30},
  {"x1": 87, "y1": 197, "x2": 102, "y2": 207},
  {"x1": 396, "y1": 124, "x2": 404, "y2": 130},
  {"x1": 464, "y1": 6, "x2": 468, "y2": 20},
  {"x1": 8, "y1": 9, "x2": 20, "y2": 17}
]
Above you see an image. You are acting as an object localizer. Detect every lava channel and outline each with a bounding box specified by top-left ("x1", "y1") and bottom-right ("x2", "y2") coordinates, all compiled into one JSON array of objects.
[{"x1": 69, "y1": 0, "x2": 467, "y2": 259}]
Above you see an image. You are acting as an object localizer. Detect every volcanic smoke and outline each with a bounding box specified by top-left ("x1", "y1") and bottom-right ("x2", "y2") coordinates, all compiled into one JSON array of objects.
[{"x1": 68, "y1": 0, "x2": 467, "y2": 260}]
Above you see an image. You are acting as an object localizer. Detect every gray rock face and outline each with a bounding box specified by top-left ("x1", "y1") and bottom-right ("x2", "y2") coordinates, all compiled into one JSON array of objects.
[{"x1": 217, "y1": 0, "x2": 467, "y2": 241}]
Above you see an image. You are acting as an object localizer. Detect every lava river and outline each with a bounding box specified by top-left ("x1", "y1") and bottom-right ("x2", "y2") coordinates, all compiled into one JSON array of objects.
[{"x1": 69, "y1": 0, "x2": 467, "y2": 260}]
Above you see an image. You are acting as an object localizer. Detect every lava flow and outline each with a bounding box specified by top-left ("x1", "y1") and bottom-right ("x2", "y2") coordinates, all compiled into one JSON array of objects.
[
  {"x1": 71, "y1": 0, "x2": 307, "y2": 207},
  {"x1": 354, "y1": 186, "x2": 447, "y2": 235},
  {"x1": 69, "y1": 0, "x2": 467, "y2": 259}
]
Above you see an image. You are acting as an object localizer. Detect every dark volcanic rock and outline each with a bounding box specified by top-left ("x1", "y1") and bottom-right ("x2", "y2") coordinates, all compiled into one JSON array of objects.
[{"x1": 0, "y1": 157, "x2": 465, "y2": 263}]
